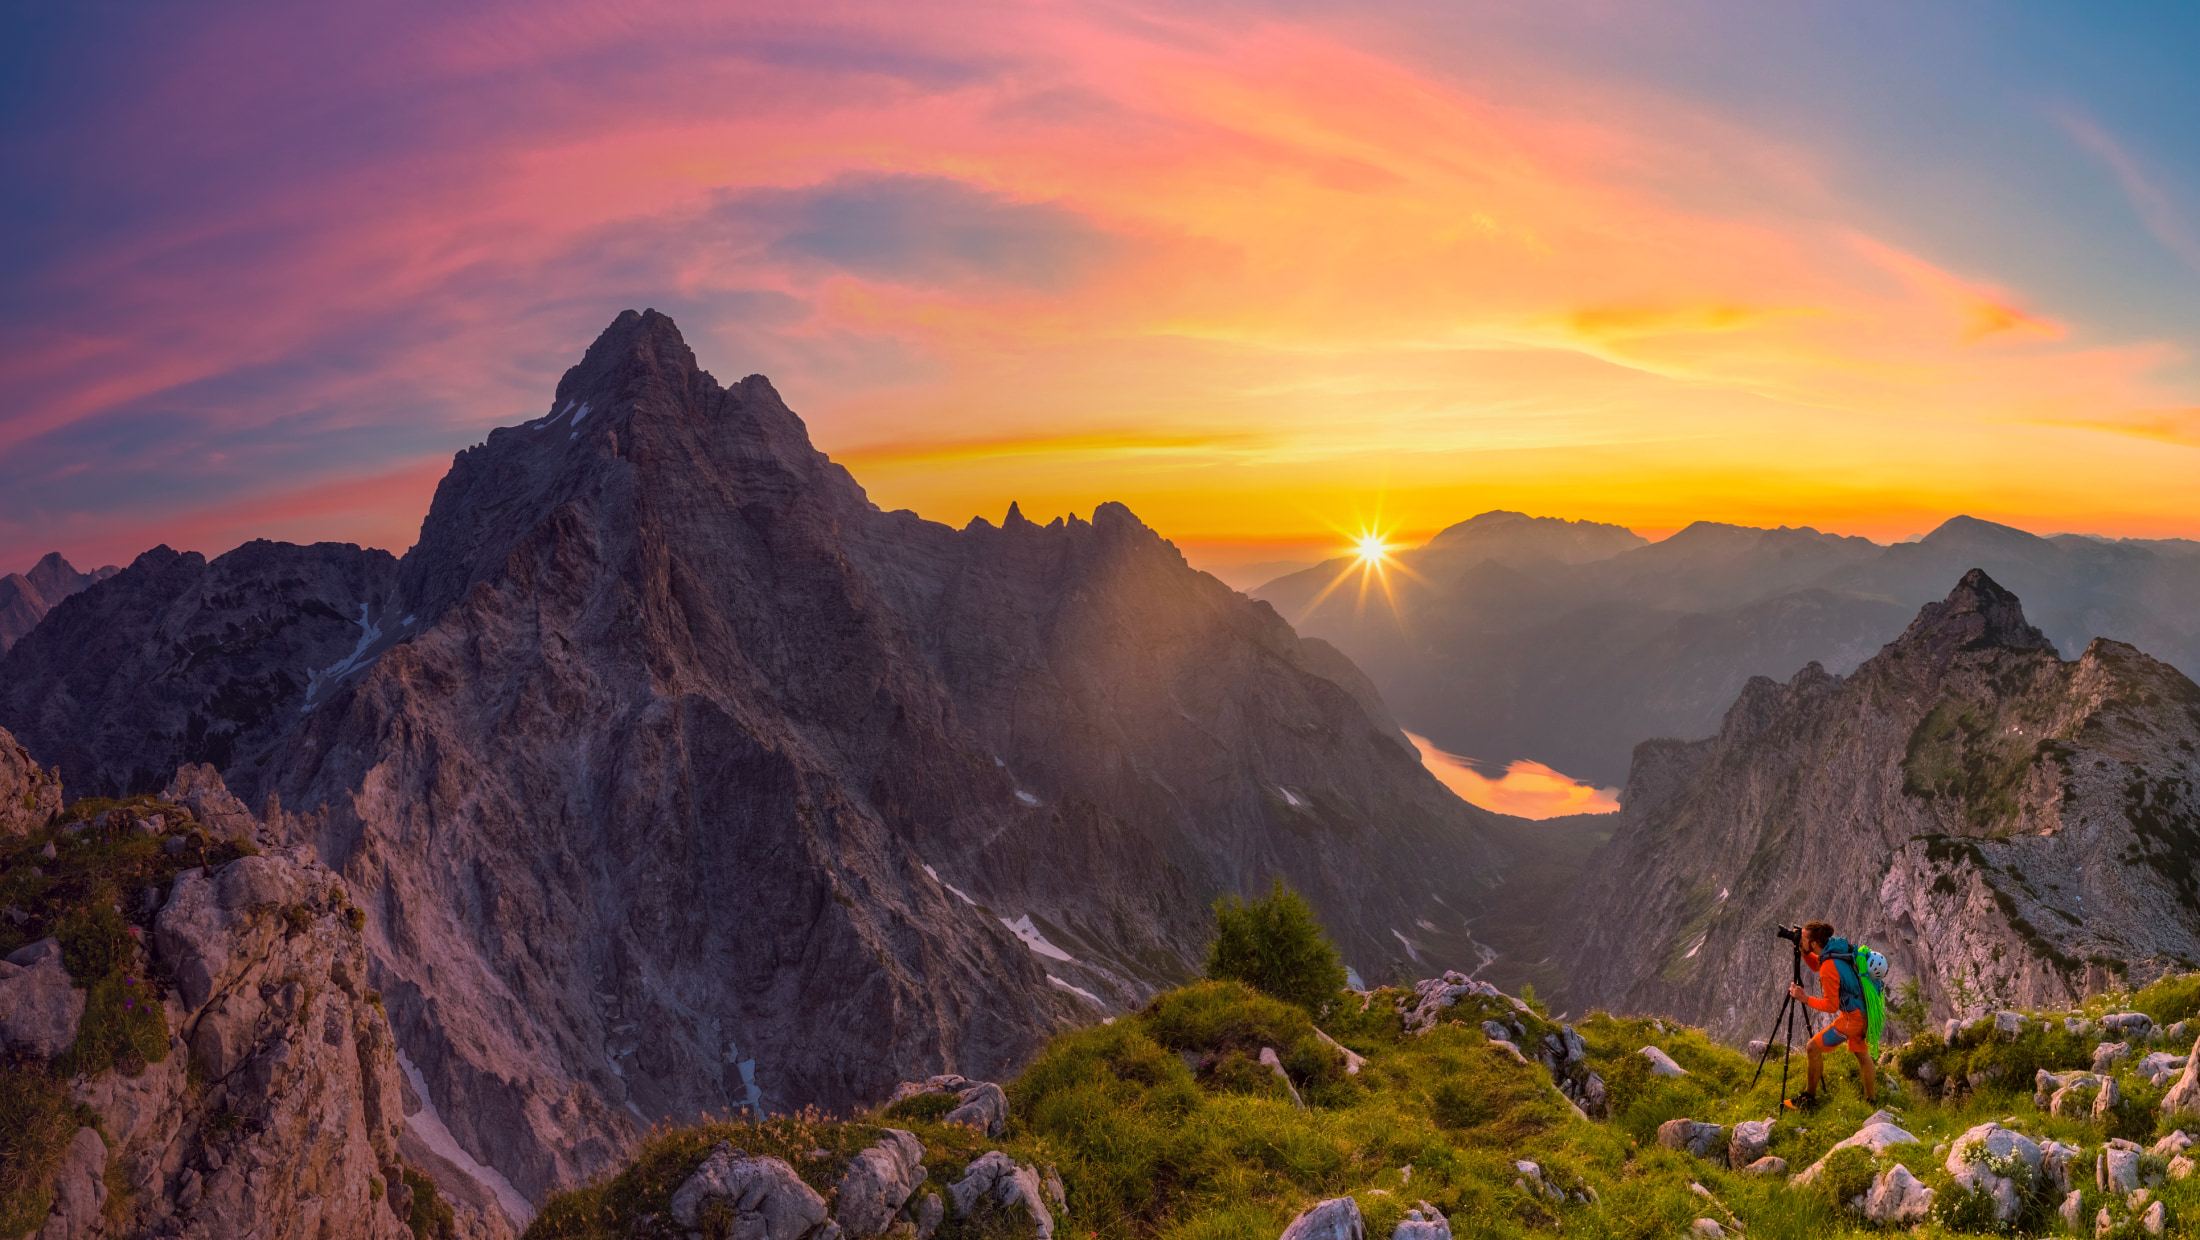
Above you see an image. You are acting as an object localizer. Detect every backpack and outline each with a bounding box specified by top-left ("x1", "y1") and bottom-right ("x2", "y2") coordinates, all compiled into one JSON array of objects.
[{"x1": 1826, "y1": 937, "x2": 1891, "y2": 1058}]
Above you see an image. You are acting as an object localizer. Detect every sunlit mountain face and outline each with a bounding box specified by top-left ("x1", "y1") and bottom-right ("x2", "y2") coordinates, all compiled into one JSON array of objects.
[{"x1": 4, "y1": 4, "x2": 2200, "y2": 572}]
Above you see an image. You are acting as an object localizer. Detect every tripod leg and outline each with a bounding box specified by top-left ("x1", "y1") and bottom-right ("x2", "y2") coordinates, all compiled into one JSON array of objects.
[{"x1": 1749, "y1": 994, "x2": 1796, "y2": 1089}]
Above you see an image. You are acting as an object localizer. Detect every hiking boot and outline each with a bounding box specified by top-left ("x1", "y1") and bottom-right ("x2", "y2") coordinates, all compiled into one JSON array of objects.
[{"x1": 1783, "y1": 1091, "x2": 1819, "y2": 1112}]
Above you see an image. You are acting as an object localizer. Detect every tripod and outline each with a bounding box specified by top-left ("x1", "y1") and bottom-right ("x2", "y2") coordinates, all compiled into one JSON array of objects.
[{"x1": 1748, "y1": 938, "x2": 1818, "y2": 1110}]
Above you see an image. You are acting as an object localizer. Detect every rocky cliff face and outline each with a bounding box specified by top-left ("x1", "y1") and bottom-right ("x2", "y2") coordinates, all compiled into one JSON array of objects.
[
  {"x1": 0, "y1": 542, "x2": 398, "y2": 799},
  {"x1": 0, "y1": 555, "x2": 118, "y2": 656},
  {"x1": 0, "y1": 740, "x2": 513, "y2": 1239},
  {"x1": 1565, "y1": 570, "x2": 2200, "y2": 1041},
  {"x1": 0, "y1": 311, "x2": 1514, "y2": 1207}
]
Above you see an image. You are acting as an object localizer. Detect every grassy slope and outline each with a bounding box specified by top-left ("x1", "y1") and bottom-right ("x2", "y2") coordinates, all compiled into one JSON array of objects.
[{"x1": 526, "y1": 973, "x2": 2200, "y2": 1240}]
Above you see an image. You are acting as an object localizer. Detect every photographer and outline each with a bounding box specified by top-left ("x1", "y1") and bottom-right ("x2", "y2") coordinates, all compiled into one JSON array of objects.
[{"x1": 1783, "y1": 921, "x2": 1876, "y2": 1110}]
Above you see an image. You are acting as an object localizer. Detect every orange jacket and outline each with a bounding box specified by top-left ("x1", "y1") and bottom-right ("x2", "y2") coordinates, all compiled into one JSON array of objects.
[{"x1": 1801, "y1": 952, "x2": 1843, "y2": 1014}]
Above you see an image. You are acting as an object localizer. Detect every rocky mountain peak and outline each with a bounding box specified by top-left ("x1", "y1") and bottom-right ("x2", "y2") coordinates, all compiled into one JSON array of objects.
[
  {"x1": 1919, "y1": 513, "x2": 2051, "y2": 554},
  {"x1": 1887, "y1": 567, "x2": 2054, "y2": 661},
  {"x1": 0, "y1": 551, "x2": 123, "y2": 654}
]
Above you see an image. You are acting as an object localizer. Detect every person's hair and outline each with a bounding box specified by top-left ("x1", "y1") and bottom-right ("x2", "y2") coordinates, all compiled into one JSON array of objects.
[{"x1": 1804, "y1": 921, "x2": 1835, "y2": 950}]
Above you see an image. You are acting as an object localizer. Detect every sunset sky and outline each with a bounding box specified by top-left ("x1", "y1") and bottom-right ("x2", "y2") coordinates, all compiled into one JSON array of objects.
[{"x1": 4, "y1": 2, "x2": 2199, "y2": 576}]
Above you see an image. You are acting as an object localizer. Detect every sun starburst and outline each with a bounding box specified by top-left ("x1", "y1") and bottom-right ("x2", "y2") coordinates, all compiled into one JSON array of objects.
[{"x1": 1293, "y1": 518, "x2": 1425, "y2": 621}]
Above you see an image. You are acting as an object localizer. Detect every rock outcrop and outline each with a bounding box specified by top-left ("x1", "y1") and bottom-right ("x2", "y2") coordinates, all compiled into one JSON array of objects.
[
  {"x1": 948, "y1": 1151, "x2": 1057, "y2": 1240},
  {"x1": 891, "y1": 1076, "x2": 1010, "y2": 1136},
  {"x1": 835, "y1": 1130, "x2": 928, "y2": 1237},
  {"x1": 668, "y1": 1144, "x2": 828, "y2": 1237},
  {"x1": 0, "y1": 938, "x2": 84, "y2": 1059},
  {"x1": 1945, "y1": 1123, "x2": 2041, "y2": 1225},
  {"x1": 0, "y1": 310, "x2": 1516, "y2": 1205},
  {"x1": 1277, "y1": 1197, "x2": 1365, "y2": 1240},
  {"x1": 1568, "y1": 570, "x2": 2200, "y2": 1038},
  {"x1": 0, "y1": 726, "x2": 62, "y2": 837},
  {"x1": 1, "y1": 771, "x2": 515, "y2": 1239}
]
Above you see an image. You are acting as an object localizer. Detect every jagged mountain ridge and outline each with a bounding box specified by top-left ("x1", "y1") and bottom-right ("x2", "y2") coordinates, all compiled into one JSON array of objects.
[
  {"x1": 1564, "y1": 569, "x2": 2200, "y2": 1042},
  {"x1": 0, "y1": 541, "x2": 399, "y2": 798},
  {"x1": 0, "y1": 552, "x2": 119, "y2": 653},
  {"x1": 1255, "y1": 511, "x2": 2200, "y2": 786},
  {"x1": 0, "y1": 310, "x2": 1516, "y2": 1206}
]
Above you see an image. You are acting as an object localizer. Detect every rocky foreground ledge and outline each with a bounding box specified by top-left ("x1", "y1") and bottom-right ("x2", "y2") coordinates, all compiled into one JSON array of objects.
[
  {"x1": 522, "y1": 958, "x2": 2200, "y2": 1240},
  {"x1": 0, "y1": 734, "x2": 516, "y2": 1240}
]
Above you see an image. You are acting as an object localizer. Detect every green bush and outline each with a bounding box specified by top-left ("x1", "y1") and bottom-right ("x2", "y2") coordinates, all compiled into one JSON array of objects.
[
  {"x1": 1204, "y1": 879, "x2": 1346, "y2": 1015},
  {"x1": 881, "y1": 1091, "x2": 960, "y2": 1123},
  {"x1": 1811, "y1": 1146, "x2": 1876, "y2": 1210},
  {"x1": 405, "y1": 1166, "x2": 457, "y2": 1240}
]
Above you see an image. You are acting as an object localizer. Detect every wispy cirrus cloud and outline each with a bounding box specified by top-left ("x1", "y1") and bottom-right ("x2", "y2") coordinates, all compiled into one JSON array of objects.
[{"x1": 2056, "y1": 107, "x2": 2200, "y2": 277}]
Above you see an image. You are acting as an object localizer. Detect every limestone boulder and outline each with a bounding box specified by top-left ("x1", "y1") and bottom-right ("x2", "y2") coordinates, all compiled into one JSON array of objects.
[
  {"x1": 2042, "y1": 1139, "x2": 2085, "y2": 1198},
  {"x1": 1389, "y1": 1203, "x2": 1450, "y2": 1240},
  {"x1": 1639, "y1": 1046, "x2": 1687, "y2": 1077},
  {"x1": 2138, "y1": 1054, "x2": 2188, "y2": 1088},
  {"x1": 1399, "y1": 972, "x2": 1507, "y2": 1035},
  {"x1": 1741, "y1": 1157, "x2": 1787, "y2": 1177},
  {"x1": 1728, "y1": 1119, "x2": 1773, "y2": 1169},
  {"x1": 2163, "y1": 1035, "x2": 2200, "y2": 1119},
  {"x1": 1945, "y1": 1123, "x2": 2041, "y2": 1226},
  {"x1": 1794, "y1": 1122, "x2": 1921, "y2": 1186},
  {"x1": 892, "y1": 1075, "x2": 1010, "y2": 1137},
  {"x1": 0, "y1": 938, "x2": 84, "y2": 1059},
  {"x1": 2095, "y1": 1041, "x2": 2131, "y2": 1073},
  {"x1": 1656, "y1": 1119, "x2": 1725, "y2": 1164},
  {"x1": 2101, "y1": 1146, "x2": 2143, "y2": 1195},
  {"x1": 1862, "y1": 1164, "x2": 1933, "y2": 1226},
  {"x1": 1278, "y1": 1197, "x2": 1364, "y2": 1240},
  {"x1": 949, "y1": 1151, "x2": 1055, "y2": 1240},
  {"x1": 669, "y1": 1143, "x2": 829, "y2": 1236},
  {"x1": 836, "y1": 1130, "x2": 928, "y2": 1237},
  {"x1": 2104, "y1": 1013, "x2": 2155, "y2": 1041}
]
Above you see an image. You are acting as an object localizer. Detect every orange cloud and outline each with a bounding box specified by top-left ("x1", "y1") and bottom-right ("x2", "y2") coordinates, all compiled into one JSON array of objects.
[{"x1": 8, "y1": 2, "x2": 2200, "y2": 570}]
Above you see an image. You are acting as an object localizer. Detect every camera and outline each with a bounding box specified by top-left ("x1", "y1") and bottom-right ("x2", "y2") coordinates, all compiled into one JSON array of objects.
[{"x1": 1775, "y1": 924, "x2": 1802, "y2": 944}]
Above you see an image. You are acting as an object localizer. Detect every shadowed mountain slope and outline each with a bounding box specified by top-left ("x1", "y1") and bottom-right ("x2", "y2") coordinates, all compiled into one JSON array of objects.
[
  {"x1": 0, "y1": 310, "x2": 1518, "y2": 1205},
  {"x1": 1564, "y1": 569, "x2": 2200, "y2": 1041}
]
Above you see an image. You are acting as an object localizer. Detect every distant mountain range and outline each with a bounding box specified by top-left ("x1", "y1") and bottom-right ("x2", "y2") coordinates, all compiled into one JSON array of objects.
[
  {"x1": 1255, "y1": 510, "x2": 2200, "y2": 785},
  {"x1": 0, "y1": 552, "x2": 117, "y2": 652}
]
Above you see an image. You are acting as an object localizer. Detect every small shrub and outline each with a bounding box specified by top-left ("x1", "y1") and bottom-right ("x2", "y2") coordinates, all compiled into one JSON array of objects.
[
  {"x1": 57, "y1": 904, "x2": 134, "y2": 980},
  {"x1": 1811, "y1": 1145, "x2": 1877, "y2": 1210},
  {"x1": 57, "y1": 969, "x2": 170, "y2": 1078},
  {"x1": 881, "y1": 1092, "x2": 959, "y2": 1123},
  {"x1": 347, "y1": 907, "x2": 366, "y2": 932},
  {"x1": 282, "y1": 904, "x2": 314, "y2": 939},
  {"x1": 404, "y1": 1166, "x2": 457, "y2": 1240},
  {"x1": 1205, "y1": 879, "x2": 1346, "y2": 1015}
]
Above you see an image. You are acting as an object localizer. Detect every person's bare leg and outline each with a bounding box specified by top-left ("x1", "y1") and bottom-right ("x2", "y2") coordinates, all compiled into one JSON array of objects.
[
  {"x1": 1805, "y1": 1038, "x2": 1824, "y2": 1094},
  {"x1": 1856, "y1": 1050, "x2": 1876, "y2": 1103}
]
